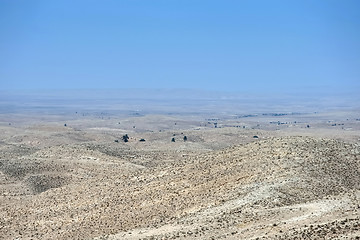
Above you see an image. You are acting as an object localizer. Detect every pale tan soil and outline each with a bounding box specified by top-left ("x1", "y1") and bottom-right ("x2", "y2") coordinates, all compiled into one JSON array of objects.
[{"x1": 0, "y1": 112, "x2": 359, "y2": 239}]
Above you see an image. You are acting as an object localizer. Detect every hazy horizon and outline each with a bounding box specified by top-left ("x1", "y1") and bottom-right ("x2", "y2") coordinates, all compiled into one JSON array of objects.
[{"x1": 1, "y1": 88, "x2": 359, "y2": 116}]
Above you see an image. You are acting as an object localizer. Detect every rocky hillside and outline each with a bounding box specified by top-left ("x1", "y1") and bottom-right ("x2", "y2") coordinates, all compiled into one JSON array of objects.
[{"x1": 1, "y1": 136, "x2": 359, "y2": 239}]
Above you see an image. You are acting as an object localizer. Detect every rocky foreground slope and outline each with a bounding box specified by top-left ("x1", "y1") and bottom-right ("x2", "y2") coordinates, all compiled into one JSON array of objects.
[{"x1": 1, "y1": 136, "x2": 359, "y2": 239}]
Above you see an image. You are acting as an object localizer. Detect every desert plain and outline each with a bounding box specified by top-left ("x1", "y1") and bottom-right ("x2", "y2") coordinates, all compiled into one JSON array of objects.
[{"x1": 0, "y1": 90, "x2": 359, "y2": 239}]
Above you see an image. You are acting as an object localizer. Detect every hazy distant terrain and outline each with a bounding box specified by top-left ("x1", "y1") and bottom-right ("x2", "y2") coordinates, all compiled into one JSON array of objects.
[
  {"x1": 0, "y1": 89, "x2": 359, "y2": 239},
  {"x1": 1, "y1": 89, "x2": 360, "y2": 114}
]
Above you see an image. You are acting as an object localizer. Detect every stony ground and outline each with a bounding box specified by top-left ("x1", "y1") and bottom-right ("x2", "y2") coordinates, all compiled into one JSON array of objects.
[{"x1": 0, "y1": 113, "x2": 360, "y2": 239}]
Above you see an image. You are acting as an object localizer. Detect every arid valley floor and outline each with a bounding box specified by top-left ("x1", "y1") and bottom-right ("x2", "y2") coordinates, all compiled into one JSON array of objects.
[{"x1": 0, "y1": 92, "x2": 359, "y2": 239}]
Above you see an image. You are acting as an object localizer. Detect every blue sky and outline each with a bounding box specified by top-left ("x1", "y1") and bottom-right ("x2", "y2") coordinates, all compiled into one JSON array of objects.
[{"x1": 0, "y1": 0, "x2": 359, "y2": 94}]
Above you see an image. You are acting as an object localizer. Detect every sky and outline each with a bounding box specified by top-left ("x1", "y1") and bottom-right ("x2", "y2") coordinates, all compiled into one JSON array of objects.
[{"x1": 0, "y1": 0, "x2": 359, "y2": 94}]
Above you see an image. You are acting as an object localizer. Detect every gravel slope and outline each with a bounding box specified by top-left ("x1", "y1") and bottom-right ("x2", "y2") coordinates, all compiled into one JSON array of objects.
[{"x1": 1, "y1": 136, "x2": 359, "y2": 239}]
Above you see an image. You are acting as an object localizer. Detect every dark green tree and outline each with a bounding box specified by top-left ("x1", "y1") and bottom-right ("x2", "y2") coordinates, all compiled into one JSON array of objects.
[{"x1": 122, "y1": 134, "x2": 129, "y2": 142}]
